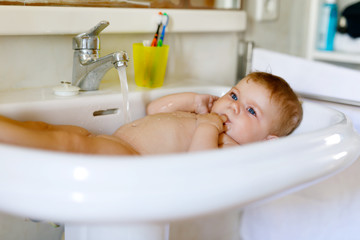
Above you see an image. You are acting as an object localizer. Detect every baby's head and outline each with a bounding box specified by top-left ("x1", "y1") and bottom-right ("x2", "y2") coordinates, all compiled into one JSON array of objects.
[
  {"x1": 246, "y1": 71, "x2": 303, "y2": 137},
  {"x1": 211, "y1": 71, "x2": 303, "y2": 144}
]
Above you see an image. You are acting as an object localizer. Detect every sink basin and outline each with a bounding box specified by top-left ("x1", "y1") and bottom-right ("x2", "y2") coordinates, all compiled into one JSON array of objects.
[{"x1": 0, "y1": 85, "x2": 359, "y2": 240}]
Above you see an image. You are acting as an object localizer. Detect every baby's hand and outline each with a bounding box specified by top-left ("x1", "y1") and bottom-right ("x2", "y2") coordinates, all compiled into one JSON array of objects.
[
  {"x1": 196, "y1": 113, "x2": 227, "y2": 134},
  {"x1": 218, "y1": 133, "x2": 239, "y2": 148},
  {"x1": 194, "y1": 94, "x2": 219, "y2": 114}
]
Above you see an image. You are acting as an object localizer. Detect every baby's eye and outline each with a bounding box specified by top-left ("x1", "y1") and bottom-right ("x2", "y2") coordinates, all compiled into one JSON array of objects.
[
  {"x1": 230, "y1": 92, "x2": 238, "y2": 101},
  {"x1": 247, "y1": 107, "x2": 256, "y2": 116}
]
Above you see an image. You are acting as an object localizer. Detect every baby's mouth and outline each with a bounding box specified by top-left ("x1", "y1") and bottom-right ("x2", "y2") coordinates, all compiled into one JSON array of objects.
[
  {"x1": 223, "y1": 115, "x2": 231, "y2": 130},
  {"x1": 224, "y1": 115, "x2": 231, "y2": 124}
]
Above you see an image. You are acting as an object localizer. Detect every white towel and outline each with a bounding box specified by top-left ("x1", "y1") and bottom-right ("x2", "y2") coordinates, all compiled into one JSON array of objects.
[
  {"x1": 334, "y1": 33, "x2": 360, "y2": 53},
  {"x1": 252, "y1": 48, "x2": 360, "y2": 102}
]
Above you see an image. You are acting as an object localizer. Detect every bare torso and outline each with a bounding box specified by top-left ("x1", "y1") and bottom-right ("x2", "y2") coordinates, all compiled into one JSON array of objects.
[
  {"x1": 112, "y1": 111, "x2": 238, "y2": 155},
  {"x1": 113, "y1": 112, "x2": 198, "y2": 155}
]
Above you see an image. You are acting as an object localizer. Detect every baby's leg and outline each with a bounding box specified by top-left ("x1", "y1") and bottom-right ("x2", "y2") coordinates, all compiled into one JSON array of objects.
[
  {"x1": 23, "y1": 120, "x2": 91, "y2": 136},
  {"x1": 0, "y1": 115, "x2": 138, "y2": 155},
  {"x1": 91, "y1": 135, "x2": 139, "y2": 155},
  {"x1": 0, "y1": 115, "x2": 54, "y2": 148}
]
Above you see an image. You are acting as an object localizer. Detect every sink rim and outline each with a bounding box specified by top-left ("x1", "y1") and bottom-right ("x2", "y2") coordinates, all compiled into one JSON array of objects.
[{"x1": 0, "y1": 85, "x2": 359, "y2": 224}]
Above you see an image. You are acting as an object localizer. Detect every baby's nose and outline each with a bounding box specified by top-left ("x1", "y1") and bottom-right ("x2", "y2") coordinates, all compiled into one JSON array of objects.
[{"x1": 231, "y1": 102, "x2": 240, "y2": 114}]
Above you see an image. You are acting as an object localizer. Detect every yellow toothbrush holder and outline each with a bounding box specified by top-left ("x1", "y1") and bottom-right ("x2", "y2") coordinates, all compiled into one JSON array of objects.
[{"x1": 133, "y1": 43, "x2": 169, "y2": 88}]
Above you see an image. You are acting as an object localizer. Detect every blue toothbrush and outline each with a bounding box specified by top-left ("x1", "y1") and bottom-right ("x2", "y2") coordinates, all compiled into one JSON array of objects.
[{"x1": 157, "y1": 13, "x2": 169, "y2": 47}]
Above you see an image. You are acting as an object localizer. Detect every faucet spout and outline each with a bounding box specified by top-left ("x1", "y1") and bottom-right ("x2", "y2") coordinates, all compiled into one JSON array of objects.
[
  {"x1": 71, "y1": 21, "x2": 129, "y2": 91},
  {"x1": 72, "y1": 50, "x2": 129, "y2": 91},
  {"x1": 113, "y1": 51, "x2": 129, "y2": 69}
]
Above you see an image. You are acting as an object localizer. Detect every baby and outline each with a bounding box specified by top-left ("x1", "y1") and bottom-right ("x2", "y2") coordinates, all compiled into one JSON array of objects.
[{"x1": 0, "y1": 72, "x2": 303, "y2": 155}]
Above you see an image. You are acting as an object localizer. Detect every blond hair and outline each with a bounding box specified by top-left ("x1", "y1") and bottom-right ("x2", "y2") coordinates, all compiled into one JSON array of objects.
[{"x1": 245, "y1": 72, "x2": 303, "y2": 136}]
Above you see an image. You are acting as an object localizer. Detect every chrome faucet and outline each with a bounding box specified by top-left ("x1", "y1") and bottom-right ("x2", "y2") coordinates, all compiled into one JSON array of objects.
[{"x1": 72, "y1": 21, "x2": 129, "y2": 91}]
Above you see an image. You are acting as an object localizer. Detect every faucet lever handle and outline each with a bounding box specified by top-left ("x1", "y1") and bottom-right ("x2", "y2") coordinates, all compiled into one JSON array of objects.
[
  {"x1": 73, "y1": 21, "x2": 110, "y2": 50},
  {"x1": 87, "y1": 21, "x2": 109, "y2": 37}
]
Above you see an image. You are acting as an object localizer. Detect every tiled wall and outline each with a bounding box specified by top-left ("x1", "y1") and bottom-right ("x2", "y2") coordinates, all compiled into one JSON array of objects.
[{"x1": 0, "y1": 32, "x2": 240, "y2": 92}]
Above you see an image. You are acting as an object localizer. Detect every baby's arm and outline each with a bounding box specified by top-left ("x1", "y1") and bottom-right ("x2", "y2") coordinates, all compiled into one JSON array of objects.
[
  {"x1": 188, "y1": 113, "x2": 227, "y2": 152},
  {"x1": 147, "y1": 92, "x2": 218, "y2": 115}
]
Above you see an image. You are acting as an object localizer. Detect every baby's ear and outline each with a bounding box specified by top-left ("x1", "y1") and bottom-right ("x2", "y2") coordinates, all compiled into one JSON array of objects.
[{"x1": 265, "y1": 135, "x2": 278, "y2": 141}]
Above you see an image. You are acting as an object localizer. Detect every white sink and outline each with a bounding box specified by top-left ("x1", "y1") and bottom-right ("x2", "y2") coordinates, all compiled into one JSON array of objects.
[{"x1": 0, "y1": 85, "x2": 359, "y2": 240}]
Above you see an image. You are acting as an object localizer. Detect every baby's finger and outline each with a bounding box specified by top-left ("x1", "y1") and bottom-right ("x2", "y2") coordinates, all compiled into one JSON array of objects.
[
  {"x1": 208, "y1": 97, "x2": 217, "y2": 109},
  {"x1": 220, "y1": 114, "x2": 228, "y2": 123},
  {"x1": 211, "y1": 96, "x2": 219, "y2": 101}
]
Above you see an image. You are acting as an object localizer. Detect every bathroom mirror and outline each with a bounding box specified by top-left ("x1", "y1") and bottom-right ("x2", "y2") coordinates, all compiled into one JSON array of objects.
[{"x1": 0, "y1": 0, "x2": 242, "y2": 9}]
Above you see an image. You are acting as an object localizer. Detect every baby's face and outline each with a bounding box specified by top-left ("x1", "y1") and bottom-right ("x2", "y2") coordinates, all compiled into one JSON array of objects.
[{"x1": 211, "y1": 79, "x2": 280, "y2": 144}]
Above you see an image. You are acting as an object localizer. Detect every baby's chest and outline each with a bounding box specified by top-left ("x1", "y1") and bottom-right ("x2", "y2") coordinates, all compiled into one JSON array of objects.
[
  {"x1": 116, "y1": 114, "x2": 197, "y2": 154},
  {"x1": 149, "y1": 115, "x2": 197, "y2": 141}
]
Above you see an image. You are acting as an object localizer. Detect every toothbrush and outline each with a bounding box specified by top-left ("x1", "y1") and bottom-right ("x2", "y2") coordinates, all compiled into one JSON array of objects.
[
  {"x1": 157, "y1": 13, "x2": 169, "y2": 47},
  {"x1": 151, "y1": 12, "x2": 163, "y2": 47}
]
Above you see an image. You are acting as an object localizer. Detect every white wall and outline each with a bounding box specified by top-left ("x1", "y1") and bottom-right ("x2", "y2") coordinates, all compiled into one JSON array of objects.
[
  {"x1": 244, "y1": 0, "x2": 360, "y2": 71},
  {"x1": 244, "y1": 0, "x2": 311, "y2": 57},
  {"x1": 0, "y1": 32, "x2": 240, "y2": 91}
]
